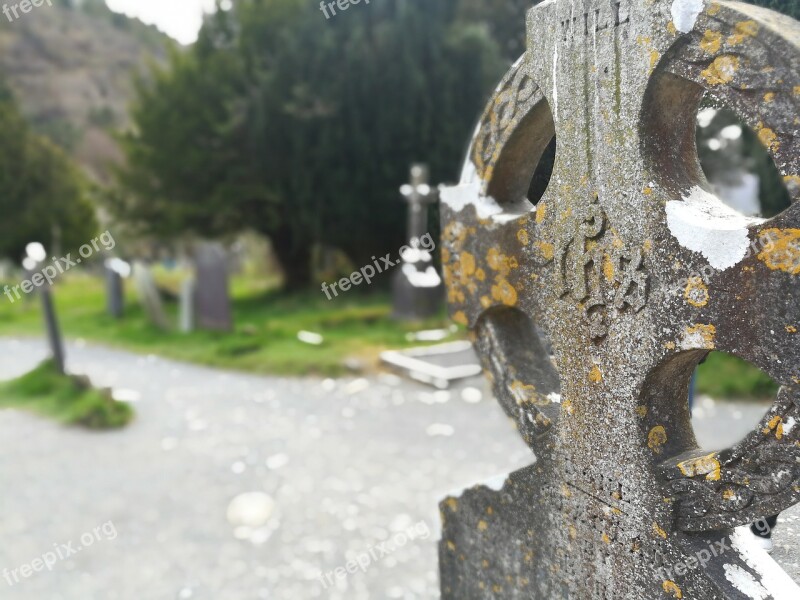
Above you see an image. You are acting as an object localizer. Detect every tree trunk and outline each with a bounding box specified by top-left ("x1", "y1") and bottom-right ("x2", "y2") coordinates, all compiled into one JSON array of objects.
[{"x1": 271, "y1": 229, "x2": 312, "y2": 292}]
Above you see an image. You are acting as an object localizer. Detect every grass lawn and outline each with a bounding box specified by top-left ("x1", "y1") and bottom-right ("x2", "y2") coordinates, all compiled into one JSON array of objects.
[
  {"x1": 0, "y1": 359, "x2": 133, "y2": 429},
  {"x1": 0, "y1": 272, "x2": 454, "y2": 377},
  {"x1": 696, "y1": 351, "x2": 778, "y2": 401},
  {"x1": 0, "y1": 271, "x2": 778, "y2": 400}
]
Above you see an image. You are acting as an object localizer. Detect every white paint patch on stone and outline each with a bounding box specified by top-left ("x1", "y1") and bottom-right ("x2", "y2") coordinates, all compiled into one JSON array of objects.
[
  {"x1": 782, "y1": 416, "x2": 796, "y2": 434},
  {"x1": 671, "y1": 0, "x2": 705, "y2": 34},
  {"x1": 724, "y1": 564, "x2": 769, "y2": 600},
  {"x1": 440, "y1": 180, "x2": 503, "y2": 220},
  {"x1": 666, "y1": 186, "x2": 763, "y2": 271},
  {"x1": 730, "y1": 527, "x2": 800, "y2": 599},
  {"x1": 441, "y1": 161, "x2": 533, "y2": 223},
  {"x1": 679, "y1": 327, "x2": 709, "y2": 351},
  {"x1": 547, "y1": 392, "x2": 562, "y2": 404},
  {"x1": 440, "y1": 162, "x2": 504, "y2": 220}
]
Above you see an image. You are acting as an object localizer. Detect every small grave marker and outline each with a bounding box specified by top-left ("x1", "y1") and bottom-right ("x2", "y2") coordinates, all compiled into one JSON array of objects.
[
  {"x1": 193, "y1": 241, "x2": 233, "y2": 332},
  {"x1": 392, "y1": 164, "x2": 443, "y2": 320}
]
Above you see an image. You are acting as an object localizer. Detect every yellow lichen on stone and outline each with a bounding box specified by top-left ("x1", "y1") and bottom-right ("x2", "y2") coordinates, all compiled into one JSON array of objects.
[
  {"x1": 643, "y1": 186, "x2": 653, "y2": 196},
  {"x1": 535, "y1": 241, "x2": 555, "y2": 261},
  {"x1": 707, "y1": 2, "x2": 722, "y2": 16},
  {"x1": 650, "y1": 50, "x2": 661, "y2": 72},
  {"x1": 701, "y1": 55, "x2": 740, "y2": 86},
  {"x1": 728, "y1": 20, "x2": 758, "y2": 46},
  {"x1": 684, "y1": 277, "x2": 710, "y2": 307},
  {"x1": 460, "y1": 252, "x2": 476, "y2": 277},
  {"x1": 601, "y1": 533, "x2": 611, "y2": 545},
  {"x1": 757, "y1": 125, "x2": 780, "y2": 153},
  {"x1": 667, "y1": 21, "x2": 677, "y2": 35},
  {"x1": 475, "y1": 268, "x2": 486, "y2": 281},
  {"x1": 446, "y1": 498, "x2": 458, "y2": 511},
  {"x1": 636, "y1": 405, "x2": 648, "y2": 418},
  {"x1": 764, "y1": 92, "x2": 776, "y2": 103},
  {"x1": 677, "y1": 452, "x2": 721, "y2": 481},
  {"x1": 700, "y1": 30, "x2": 723, "y2": 54},
  {"x1": 683, "y1": 324, "x2": 717, "y2": 350},
  {"x1": 480, "y1": 296, "x2": 492, "y2": 308},
  {"x1": 663, "y1": 580, "x2": 683, "y2": 598},
  {"x1": 603, "y1": 254, "x2": 616, "y2": 282},
  {"x1": 491, "y1": 279, "x2": 518, "y2": 306},
  {"x1": 478, "y1": 520, "x2": 488, "y2": 531},
  {"x1": 648, "y1": 426, "x2": 667, "y2": 454},
  {"x1": 763, "y1": 415, "x2": 784, "y2": 440},
  {"x1": 723, "y1": 489, "x2": 735, "y2": 500},
  {"x1": 453, "y1": 311, "x2": 468, "y2": 326},
  {"x1": 786, "y1": 325, "x2": 797, "y2": 334},
  {"x1": 486, "y1": 248, "x2": 518, "y2": 275},
  {"x1": 757, "y1": 229, "x2": 800, "y2": 274},
  {"x1": 517, "y1": 229, "x2": 529, "y2": 246},
  {"x1": 589, "y1": 366, "x2": 603, "y2": 383},
  {"x1": 535, "y1": 203, "x2": 547, "y2": 224},
  {"x1": 510, "y1": 380, "x2": 538, "y2": 405},
  {"x1": 562, "y1": 398, "x2": 574, "y2": 416},
  {"x1": 652, "y1": 522, "x2": 667, "y2": 539},
  {"x1": 447, "y1": 540, "x2": 456, "y2": 551},
  {"x1": 784, "y1": 175, "x2": 800, "y2": 190}
]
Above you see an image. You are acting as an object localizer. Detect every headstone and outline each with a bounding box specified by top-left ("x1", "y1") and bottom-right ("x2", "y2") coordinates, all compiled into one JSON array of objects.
[
  {"x1": 104, "y1": 258, "x2": 130, "y2": 319},
  {"x1": 392, "y1": 164, "x2": 444, "y2": 320},
  {"x1": 132, "y1": 262, "x2": 169, "y2": 331},
  {"x1": 438, "y1": 1, "x2": 800, "y2": 598},
  {"x1": 192, "y1": 241, "x2": 233, "y2": 332},
  {"x1": 24, "y1": 244, "x2": 65, "y2": 374},
  {"x1": 179, "y1": 277, "x2": 195, "y2": 333}
]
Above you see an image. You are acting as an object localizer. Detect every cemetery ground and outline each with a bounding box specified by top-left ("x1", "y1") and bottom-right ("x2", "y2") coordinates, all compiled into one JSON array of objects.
[
  {"x1": 0, "y1": 358, "x2": 132, "y2": 429},
  {"x1": 0, "y1": 271, "x2": 451, "y2": 378},
  {"x1": 0, "y1": 337, "x2": 797, "y2": 599},
  {"x1": 0, "y1": 271, "x2": 778, "y2": 402}
]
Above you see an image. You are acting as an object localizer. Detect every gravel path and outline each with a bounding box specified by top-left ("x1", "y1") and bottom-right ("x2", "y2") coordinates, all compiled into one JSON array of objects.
[{"x1": 0, "y1": 337, "x2": 796, "y2": 599}]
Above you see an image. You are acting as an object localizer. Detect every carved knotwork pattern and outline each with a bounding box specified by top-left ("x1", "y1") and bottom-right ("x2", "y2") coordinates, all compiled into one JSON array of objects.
[{"x1": 471, "y1": 61, "x2": 540, "y2": 182}]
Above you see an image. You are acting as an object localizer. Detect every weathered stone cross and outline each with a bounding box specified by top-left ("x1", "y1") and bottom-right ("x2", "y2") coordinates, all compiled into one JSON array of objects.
[{"x1": 439, "y1": 0, "x2": 800, "y2": 597}]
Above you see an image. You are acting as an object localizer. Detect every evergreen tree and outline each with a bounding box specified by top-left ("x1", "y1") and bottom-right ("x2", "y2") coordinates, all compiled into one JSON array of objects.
[
  {"x1": 113, "y1": 0, "x2": 503, "y2": 288},
  {"x1": 0, "y1": 80, "x2": 97, "y2": 261}
]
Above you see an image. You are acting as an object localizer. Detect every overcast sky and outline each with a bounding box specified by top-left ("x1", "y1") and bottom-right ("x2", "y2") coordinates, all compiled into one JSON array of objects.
[{"x1": 105, "y1": 0, "x2": 218, "y2": 45}]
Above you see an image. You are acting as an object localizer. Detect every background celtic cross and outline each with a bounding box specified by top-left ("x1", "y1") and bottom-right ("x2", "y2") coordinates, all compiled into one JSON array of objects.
[{"x1": 439, "y1": 0, "x2": 800, "y2": 598}]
